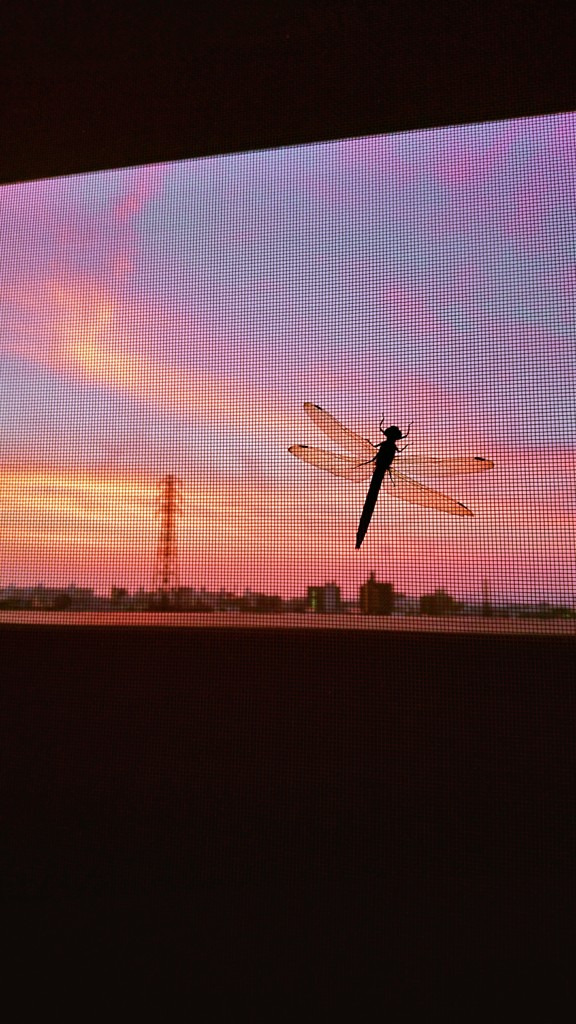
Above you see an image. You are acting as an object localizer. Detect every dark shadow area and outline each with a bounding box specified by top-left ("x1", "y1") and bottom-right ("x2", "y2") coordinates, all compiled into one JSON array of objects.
[
  {"x1": 3, "y1": 7, "x2": 575, "y2": 184},
  {"x1": 1, "y1": 625, "x2": 574, "y2": 1019}
]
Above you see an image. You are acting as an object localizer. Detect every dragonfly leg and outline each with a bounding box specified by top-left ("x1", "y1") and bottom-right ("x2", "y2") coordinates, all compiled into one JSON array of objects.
[
  {"x1": 402, "y1": 421, "x2": 414, "y2": 439},
  {"x1": 397, "y1": 440, "x2": 412, "y2": 452},
  {"x1": 388, "y1": 468, "x2": 395, "y2": 485}
]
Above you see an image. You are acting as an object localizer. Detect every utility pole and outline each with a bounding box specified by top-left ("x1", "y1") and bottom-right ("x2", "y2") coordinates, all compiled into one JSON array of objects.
[{"x1": 153, "y1": 474, "x2": 183, "y2": 609}]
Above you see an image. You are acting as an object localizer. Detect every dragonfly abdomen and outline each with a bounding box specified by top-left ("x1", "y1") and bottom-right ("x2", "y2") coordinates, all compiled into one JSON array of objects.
[{"x1": 355, "y1": 453, "x2": 394, "y2": 549}]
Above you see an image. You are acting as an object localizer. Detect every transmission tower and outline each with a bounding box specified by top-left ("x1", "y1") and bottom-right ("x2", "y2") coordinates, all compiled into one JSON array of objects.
[{"x1": 153, "y1": 474, "x2": 183, "y2": 608}]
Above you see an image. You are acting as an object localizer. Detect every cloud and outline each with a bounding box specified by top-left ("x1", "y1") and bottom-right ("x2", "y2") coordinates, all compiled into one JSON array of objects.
[
  {"x1": 2, "y1": 274, "x2": 298, "y2": 439},
  {"x1": 0, "y1": 164, "x2": 170, "y2": 299}
]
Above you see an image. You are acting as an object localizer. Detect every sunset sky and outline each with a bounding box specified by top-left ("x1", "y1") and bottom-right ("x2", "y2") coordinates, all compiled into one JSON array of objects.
[{"x1": 1, "y1": 112, "x2": 574, "y2": 602}]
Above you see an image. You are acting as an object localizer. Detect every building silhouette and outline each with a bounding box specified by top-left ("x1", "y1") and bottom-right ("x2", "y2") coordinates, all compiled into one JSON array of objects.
[
  {"x1": 420, "y1": 588, "x2": 461, "y2": 616},
  {"x1": 359, "y1": 573, "x2": 394, "y2": 615},
  {"x1": 307, "y1": 583, "x2": 341, "y2": 613}
]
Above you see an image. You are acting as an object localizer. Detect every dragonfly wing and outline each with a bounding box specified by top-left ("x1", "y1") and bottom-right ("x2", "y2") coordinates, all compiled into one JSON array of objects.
[
  {"x1": 304, "y1": 403, "x2": 375, "y2": 457},
  {"x1": 399, "y1": 455, "x2": 494, "y2": 477},
  {"x1": 390, "y1": 470, "x2": 474, "y2": 516},
  {"x1": 289, "y1": 444, "x2": 375, "y2": 481}
]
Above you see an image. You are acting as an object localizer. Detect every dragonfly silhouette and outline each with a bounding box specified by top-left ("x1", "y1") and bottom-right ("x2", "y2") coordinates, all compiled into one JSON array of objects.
[{"x1": 289, "y1": 403, "x2": 494, "y2": 549}]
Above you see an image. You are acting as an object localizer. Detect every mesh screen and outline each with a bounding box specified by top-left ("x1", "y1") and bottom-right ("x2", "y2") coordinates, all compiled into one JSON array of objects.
[{"x1": 1, "y1": 112, "x2": 574, "y2": 631}]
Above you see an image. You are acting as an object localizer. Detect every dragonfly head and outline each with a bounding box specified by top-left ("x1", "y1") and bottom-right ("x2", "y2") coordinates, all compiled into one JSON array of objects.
[{"x1": 381, "y1": 424, "x2": 403, "y2": 441}]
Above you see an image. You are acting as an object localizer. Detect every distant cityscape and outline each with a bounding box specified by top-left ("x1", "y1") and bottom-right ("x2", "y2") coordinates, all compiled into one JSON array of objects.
[
  {"x1": 0, "y1": 573, "x2": 573, "y2": 619},
  {"x1": 4, "y1": 476, "x2": 571, "y2": 621}
]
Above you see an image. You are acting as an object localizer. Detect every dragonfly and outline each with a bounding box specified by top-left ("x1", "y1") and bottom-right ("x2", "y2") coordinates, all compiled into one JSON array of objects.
[{"x1": 289, "y1": 403, "x2": 494, "y2": 549}]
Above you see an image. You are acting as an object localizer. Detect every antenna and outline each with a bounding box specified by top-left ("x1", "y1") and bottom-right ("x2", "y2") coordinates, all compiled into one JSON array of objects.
[{"x1": 482, "y1": 576, "x2": 493, "y2": 618}]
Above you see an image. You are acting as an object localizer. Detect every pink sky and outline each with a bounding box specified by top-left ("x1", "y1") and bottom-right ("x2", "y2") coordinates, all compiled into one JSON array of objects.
[{"x1": 1, "y1": 113, "x2": 574, "y2": 603}]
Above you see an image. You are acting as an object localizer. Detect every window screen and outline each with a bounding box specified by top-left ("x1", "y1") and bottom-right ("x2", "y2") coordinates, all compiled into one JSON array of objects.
[{"x1": 1, "y1": 112, "x2": 574, "y2": 634}]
